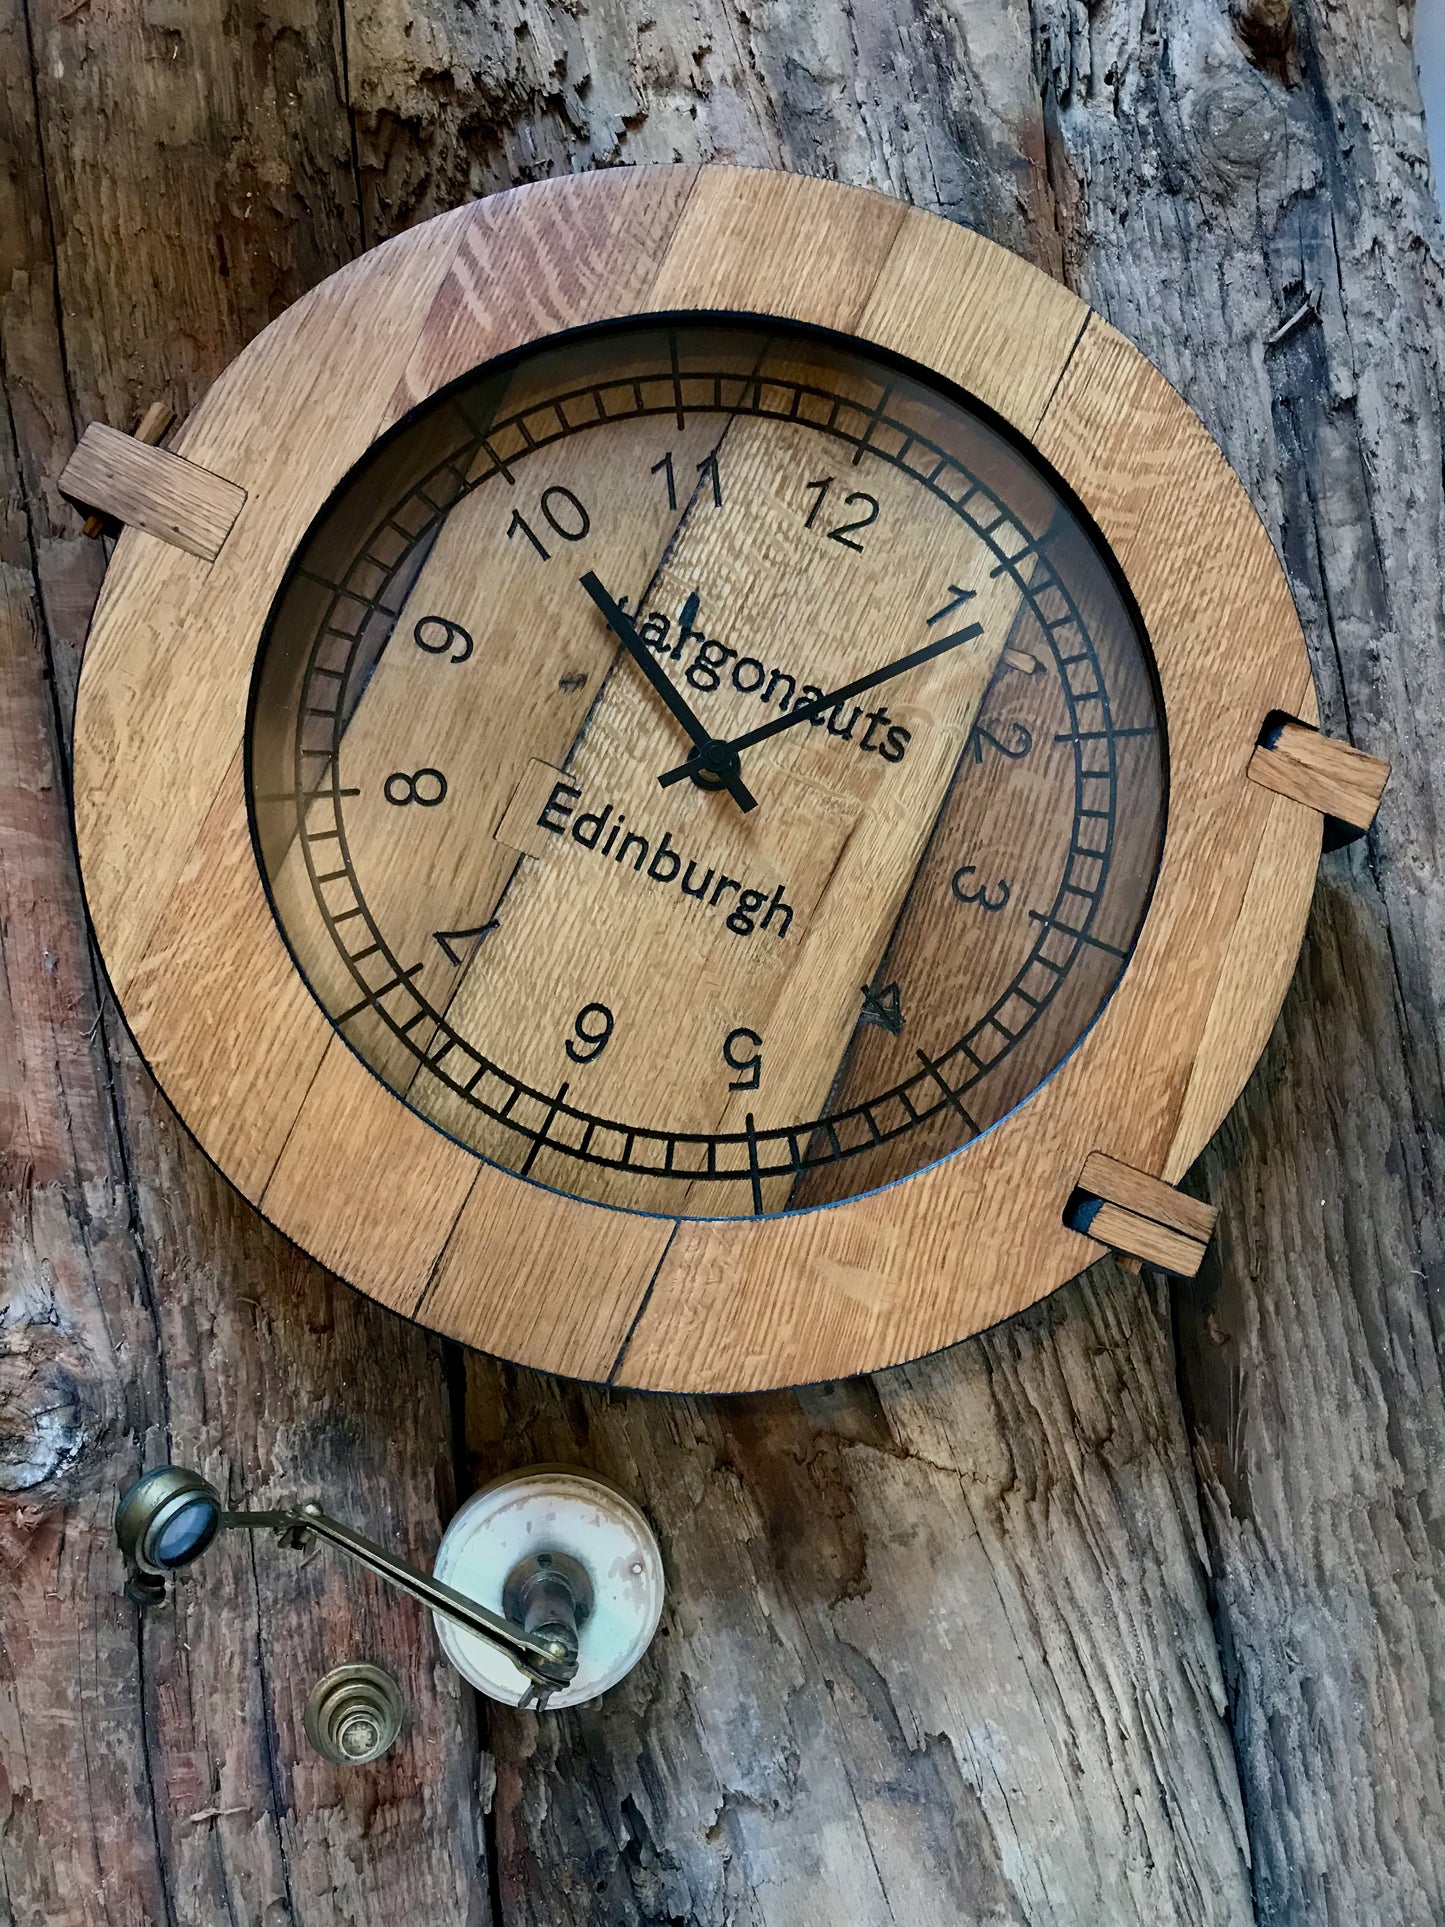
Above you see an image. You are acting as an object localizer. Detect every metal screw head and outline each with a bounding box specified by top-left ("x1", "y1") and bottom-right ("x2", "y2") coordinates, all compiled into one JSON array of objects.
[
  {"x1": 502, "y1": 1549, "x2": 594, "y2": 1669},
  {"x1": 303, "y1": 1663, "x2": 405, "y2": 1766}
]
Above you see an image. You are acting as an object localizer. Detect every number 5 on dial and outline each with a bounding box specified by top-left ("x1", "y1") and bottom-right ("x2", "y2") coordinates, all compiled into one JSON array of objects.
[{"x1": 724, "y1": 1027, "x2": 763, "y2": 1091}]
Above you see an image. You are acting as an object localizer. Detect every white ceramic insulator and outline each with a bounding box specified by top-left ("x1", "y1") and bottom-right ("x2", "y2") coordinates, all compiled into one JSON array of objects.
[{"x1": 432, "y1": 1465, "x2": 664, "y2": 1709}]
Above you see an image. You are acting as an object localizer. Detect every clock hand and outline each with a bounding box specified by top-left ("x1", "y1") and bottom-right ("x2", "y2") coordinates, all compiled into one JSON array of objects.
[
  {"x1": 657, "y1": 619, "x2": 985, "y2": 789},
  {"x1": 579, "y1": 572, "x2": 757, "y2": 812}
]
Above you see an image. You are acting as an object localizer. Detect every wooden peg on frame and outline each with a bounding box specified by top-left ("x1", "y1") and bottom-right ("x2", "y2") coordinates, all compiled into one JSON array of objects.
[
  {"x1": 79, "y1": 401, "x2": 175, "y2": 537},
  {"x1": 1067, "y1": 1151, "x2": 1217, "y2": 1277},
  {"x1": 60, "y1": 412, "x2": 244, "y2": 561},
  {"x1": 1249, "y1": 714, "x2": 1390, "y2": 849}
]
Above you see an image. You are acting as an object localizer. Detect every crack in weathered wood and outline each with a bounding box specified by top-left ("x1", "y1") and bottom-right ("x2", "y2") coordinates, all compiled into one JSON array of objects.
[{"x1": 1025, "y1": 2, "x2": 1445, "y2": 1919}]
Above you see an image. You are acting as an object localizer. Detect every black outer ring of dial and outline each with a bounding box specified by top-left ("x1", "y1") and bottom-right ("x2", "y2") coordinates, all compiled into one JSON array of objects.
[{"x1": 250, "y1": 313, "x2": 1167, "y2": 1214}]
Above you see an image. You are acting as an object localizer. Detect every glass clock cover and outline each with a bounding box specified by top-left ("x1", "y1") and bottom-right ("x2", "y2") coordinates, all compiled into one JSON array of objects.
[{"x1": 249, "y1": 318, "x2": 1165, "y2": 1220}]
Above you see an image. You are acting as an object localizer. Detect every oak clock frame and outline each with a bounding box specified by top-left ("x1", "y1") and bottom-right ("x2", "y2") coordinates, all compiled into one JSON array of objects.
[{"x1": 63, "y1": 166, "x2": 1386, "y2": 1393}]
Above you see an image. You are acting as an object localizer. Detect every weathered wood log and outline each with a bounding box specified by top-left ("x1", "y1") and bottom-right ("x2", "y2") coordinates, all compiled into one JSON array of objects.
[
  {"x1": 1, "y1": 3, "x2": 483, "y2": 1922},
  {"x1": 2, "y1": 0, "x2": 1440, "y2": 1923},
  {"x1": 346, "y1": 0, "x2": 1445, "y2": 1919},
  {"x1": 1032, "y1": 2, "x2": 1445, "y2": 1916}
]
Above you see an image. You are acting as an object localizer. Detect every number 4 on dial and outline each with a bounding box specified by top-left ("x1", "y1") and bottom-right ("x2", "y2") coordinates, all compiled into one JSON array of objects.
[{"x1": 860, "y1": 982, "x2": 904, "y2": 1034}]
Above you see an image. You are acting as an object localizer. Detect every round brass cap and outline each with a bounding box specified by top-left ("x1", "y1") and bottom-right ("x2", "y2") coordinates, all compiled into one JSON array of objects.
[{"x1": 303, "y1": 1662, "x2": 405, "y2": 1765}]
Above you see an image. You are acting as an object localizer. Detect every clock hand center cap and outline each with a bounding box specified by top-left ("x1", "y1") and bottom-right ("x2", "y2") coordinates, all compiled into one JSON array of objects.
[{"x1": 690, "y1": 738, "x2": 743, "y2": 791}]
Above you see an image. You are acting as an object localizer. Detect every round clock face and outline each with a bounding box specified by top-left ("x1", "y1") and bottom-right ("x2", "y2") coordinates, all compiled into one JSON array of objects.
[{"x1": 250, "y1": 317, "x2": 1165, "y2": 1220}]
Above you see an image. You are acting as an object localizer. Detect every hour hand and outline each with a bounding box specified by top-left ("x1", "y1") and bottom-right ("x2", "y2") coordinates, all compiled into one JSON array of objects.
[{"x1": 579, "y1": 573, "x2": 756, "y2": 812}]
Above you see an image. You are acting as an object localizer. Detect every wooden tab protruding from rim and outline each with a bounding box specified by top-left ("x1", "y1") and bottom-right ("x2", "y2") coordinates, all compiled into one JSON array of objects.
[
  {"x1": 79, "y1": 401, "x2": 175, "y2": 536},
  {"x1": 60, "y1": 418, "x2": 245, "y2": 561},
  {"x1": 1068, "y1": 1151, "x2": 1217, "y2": 1277},
  {"x1": 1249, "y1": 714, "x2": 1390, "y2": 848}
]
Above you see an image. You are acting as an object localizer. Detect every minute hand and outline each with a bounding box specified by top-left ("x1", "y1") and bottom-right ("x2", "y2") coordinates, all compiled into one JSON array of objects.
[{"x1": 657, "y1": 620, "x2": 985, "y2": 789}]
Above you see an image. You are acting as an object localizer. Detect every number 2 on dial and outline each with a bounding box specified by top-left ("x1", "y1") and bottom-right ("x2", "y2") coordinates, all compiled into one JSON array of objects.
[{"x1": 802, "y1": 477, "x2": 880, "y2": 551}]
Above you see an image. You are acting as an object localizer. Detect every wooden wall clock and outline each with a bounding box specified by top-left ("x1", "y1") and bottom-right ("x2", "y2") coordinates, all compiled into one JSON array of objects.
[{"x1": 62, "y1": 166, "x2": 1388, "y2": 1394}]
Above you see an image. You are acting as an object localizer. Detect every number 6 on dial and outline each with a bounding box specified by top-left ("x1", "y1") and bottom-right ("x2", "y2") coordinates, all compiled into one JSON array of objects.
[{"x1": 565, "y1": 1003, "x2": 614, "y2": 1064}]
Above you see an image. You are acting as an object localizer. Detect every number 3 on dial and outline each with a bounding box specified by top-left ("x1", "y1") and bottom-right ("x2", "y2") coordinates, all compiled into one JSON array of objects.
[{"x1": 952, "y1": 866, "x2": 1010, "y2": 912}]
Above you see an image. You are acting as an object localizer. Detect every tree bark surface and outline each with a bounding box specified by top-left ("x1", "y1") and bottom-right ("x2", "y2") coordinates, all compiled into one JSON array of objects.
[{"x1": 1, "y1": 3, "x2": 1440, "y2": 1925}]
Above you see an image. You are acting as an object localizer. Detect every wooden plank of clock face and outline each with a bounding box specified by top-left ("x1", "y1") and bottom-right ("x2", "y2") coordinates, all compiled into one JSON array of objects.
[
  {"x1": 516, "y1": 375, "x2": 1025, "y2": 1215},
  {"x1": 791, "y1": 504, "x2": 1165, "y2": 1205}
]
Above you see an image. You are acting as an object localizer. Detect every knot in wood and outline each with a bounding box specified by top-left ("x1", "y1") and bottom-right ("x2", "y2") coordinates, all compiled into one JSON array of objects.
[
  {"x1": 1190, "y1": 69, "x2": 1287, "y2": 181},
  {"x1": 0, "y1": 1326, "x2": 90, "y2": 1494}
]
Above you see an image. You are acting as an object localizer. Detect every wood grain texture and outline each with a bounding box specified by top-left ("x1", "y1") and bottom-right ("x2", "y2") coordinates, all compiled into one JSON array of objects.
[
  {"x1": 1162, "y1": 786, "x2": 1322, "y2": 1183},
  {"x1": 1249, "y1": 719, "x2": 1391, "y2": 830},
  {"x1": 260, "y1": 1035, "x2": 481, "y2": 1317},
  {"x1": 1, "y1": 4, "x2": 486, "y2": 1922},
  {"x1": 80, "y1": 399, "x2": 174, "y2": 537},
  {"x1": 417, "y1": 1166, "x2": 674, "y2": 1380},
  {"x1": 4, "y1": 3, "x2": 1436, "y2": 1926},
  {"x1": 58, "y1": 422, "x2": 245, "y2": 559},
  {"x1": 384, "y1": 164, "x2": 701, "y2": 424},
  {"x1": 1083, "y1": 1200, "x2": 1209, "y2": 1277},
  {"x1": 1079, "y1": 1152, "x2": 1219, "y2": 1244},
  {"x1": 1032, "y1": 0, "x2": 1445, "y2": 1917}
]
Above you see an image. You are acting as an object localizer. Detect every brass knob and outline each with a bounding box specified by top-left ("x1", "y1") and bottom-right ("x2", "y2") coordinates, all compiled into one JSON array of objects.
[{"x1": 303, "y1": 1663, "x2": 405, "y2": 1765}]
